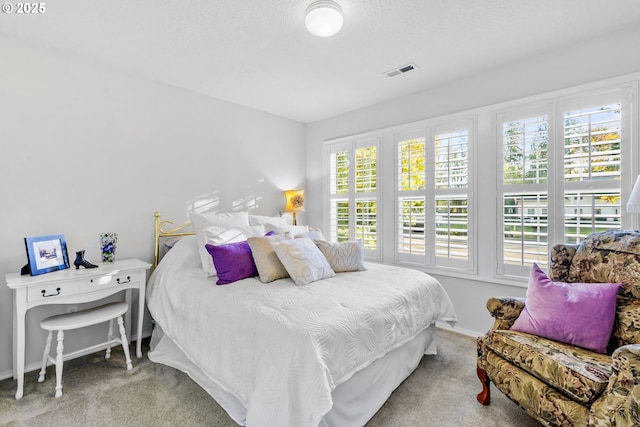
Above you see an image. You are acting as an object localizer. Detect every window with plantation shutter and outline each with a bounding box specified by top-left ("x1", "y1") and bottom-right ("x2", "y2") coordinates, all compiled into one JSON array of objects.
[
  {"x1": 355, "y1": 146, "x2": 377, "y2": 250},
  {"x1": 324, "y1": 78, "x2": 635, "y2": 283},
  {"x1": 498, "y1": 88, "x2": 627, "y2": 278},
  {"x1": 394, "y1": 121, "x2": 473, "y2": 271},
  {"x1": 397, "y1": 135, "x2": 426, "y2": 260},
  {"x1": 327, "y1": 139, "x2": 380, "y2": 259},
  {"x1": 329, "y1": 149, "x2": 349, "y2": 242},
  {"x1": 434, "y1": 129, "x2": 470, "y2": 266},
  {"x1": 562, "y1": 101, "x2": 622, "y2": 243},
  {"x1": 500, "y1": 113, "x2": 550, "y2": 272}
]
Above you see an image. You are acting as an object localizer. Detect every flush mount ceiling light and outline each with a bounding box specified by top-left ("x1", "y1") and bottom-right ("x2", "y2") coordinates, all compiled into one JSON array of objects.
[{"x1": 305, "y1": 0, "x2": 343, "y2": 38}]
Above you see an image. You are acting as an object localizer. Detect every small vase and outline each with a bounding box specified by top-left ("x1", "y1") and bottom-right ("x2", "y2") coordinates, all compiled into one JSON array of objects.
[{"x1": 100, "y1": 232, "x2": 117, "y2": 263}]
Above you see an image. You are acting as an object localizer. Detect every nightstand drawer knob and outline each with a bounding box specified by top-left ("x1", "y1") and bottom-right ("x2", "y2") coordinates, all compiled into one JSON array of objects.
[
  {"x1": 116, "y1": 276, "x2": 131, "y2": 284},
  {"x1": 41, "y1": 288, "x2": 61, "y2": 297}
]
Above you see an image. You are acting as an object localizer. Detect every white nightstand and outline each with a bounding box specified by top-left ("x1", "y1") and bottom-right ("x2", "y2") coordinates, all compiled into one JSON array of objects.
[{"x1": 5, "y1": 258, "x2": 151, "y2": 399}]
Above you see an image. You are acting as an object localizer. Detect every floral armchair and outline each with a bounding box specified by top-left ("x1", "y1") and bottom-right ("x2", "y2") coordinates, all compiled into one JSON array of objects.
[{"x1": 476, "y1": 230, "x2": 640, "y2": 427}]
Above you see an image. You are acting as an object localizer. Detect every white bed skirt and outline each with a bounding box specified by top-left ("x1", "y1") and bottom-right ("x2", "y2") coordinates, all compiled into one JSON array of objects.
[{"x1": 148, "y1": 323, "x2": 438, "y2": 427}]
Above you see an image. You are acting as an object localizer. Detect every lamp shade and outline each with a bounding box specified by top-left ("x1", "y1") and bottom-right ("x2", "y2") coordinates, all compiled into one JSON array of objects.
[
  {"x1": 628, "y1": 175, "x2": 640, "y2": 212},
  {"x1": 284, "y1": 190, "x2": 305, "y2": 212},
  {"x1": 305, "y1": 1, "x2": 343, "y2": 37}
]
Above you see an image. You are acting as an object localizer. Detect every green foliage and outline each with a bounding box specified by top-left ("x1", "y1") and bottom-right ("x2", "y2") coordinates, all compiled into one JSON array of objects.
[{"x1": 399, "y1": 139, "x2": 425, "y2": 191}]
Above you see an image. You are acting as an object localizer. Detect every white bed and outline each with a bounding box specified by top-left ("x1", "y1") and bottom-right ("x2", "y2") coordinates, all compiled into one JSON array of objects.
[{"x1": 146, "y1": 214, "x2": 457, "y2": 427}]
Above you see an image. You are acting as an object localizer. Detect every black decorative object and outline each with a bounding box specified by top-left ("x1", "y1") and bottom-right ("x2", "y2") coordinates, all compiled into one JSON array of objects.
[
  {"x1": 73, "y1": 250, "x2": 98, "y2": 269},
  {"x1": 20, "y1": 263, "x2": 30, "y2": 275},
  {"x1": 24, "y1": 234, "x2": 70, "y2": 276}
]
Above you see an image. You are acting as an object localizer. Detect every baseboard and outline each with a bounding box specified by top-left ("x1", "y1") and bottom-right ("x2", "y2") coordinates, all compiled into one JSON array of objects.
[
  {"x1": 436, "y1": 321, "x2": 483, "y2": 338},
  {"x1": 0, "y1": 330, "x2": 153, "y2": 382}
]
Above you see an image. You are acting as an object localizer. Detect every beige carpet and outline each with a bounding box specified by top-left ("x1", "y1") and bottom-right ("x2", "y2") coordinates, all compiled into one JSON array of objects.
[{"x1": 0, "y1": 329, "x2": 541, "y2": 426}]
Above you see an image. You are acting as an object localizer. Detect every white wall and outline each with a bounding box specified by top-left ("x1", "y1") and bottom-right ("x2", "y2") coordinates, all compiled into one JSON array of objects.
[
  {"x1": 0, "y1": 36, "x2": 306, "y2": 379},
  {"x1": 305, "y1": 25, "x2": 640, "y2": 336}
]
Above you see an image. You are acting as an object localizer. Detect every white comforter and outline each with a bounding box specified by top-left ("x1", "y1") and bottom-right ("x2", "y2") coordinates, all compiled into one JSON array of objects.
[{"x1": 147, "y1": 236, "x2": 457, "y2": 427}]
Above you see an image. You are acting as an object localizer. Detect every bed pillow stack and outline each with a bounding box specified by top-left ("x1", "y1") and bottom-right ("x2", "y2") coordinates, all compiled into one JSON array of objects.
[{"x1": 191, "y1": 211, "x2": 367, "y2": 286}]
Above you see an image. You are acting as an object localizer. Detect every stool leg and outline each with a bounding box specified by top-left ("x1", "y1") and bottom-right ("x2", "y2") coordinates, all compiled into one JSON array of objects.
[
  {"x1": 54, "y1": 330, "x2": 64, "y2": 398},
  {"x1": 38, "y1": 331, "x2": 53, "y2": 382},
  {"x1": 105, "y1": 319, "x2": 113, "y2": 359},
  {"x1": 117, "y1": 316, "x2": 133, "y2": 370}
]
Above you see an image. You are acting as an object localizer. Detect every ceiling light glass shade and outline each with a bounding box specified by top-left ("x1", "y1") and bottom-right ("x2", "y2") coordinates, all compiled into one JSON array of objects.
[{"x1": 305, "y1": 1, "x2": 343, "y2": 37}]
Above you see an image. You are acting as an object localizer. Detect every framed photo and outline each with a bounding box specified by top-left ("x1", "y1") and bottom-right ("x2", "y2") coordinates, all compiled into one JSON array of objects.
[{"x1": 24, "y1": 234, "x2": 70, "y2": 276}]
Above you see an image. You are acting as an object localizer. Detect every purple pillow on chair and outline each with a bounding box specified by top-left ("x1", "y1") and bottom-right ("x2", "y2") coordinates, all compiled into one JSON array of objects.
[
  {"x1": 511, "y1": 263, "x2": 620, "y2": 354},
  {"x1": 205, "y1": 241, "x2": 258, "y2": 285}
]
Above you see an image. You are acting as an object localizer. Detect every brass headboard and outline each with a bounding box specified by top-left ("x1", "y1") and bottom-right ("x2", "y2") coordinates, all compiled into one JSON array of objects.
[{"x1": 153, "y1": 211, "x2": 195, "y2": 268}]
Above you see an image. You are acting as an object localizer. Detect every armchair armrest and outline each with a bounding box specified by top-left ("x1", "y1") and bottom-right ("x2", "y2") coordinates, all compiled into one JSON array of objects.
[
  {"x1": 486, "y1": 297, "x2": 525, "y2": 330},
  {"x1": 590, "y1": 344, "x2": 640, "y2": 425},
  {"x1": 611, "y1": 344, "x2": 640, "y2": 372},
  {"x1": 549, "y1": 243, "x2": 579, "y2": 282}
]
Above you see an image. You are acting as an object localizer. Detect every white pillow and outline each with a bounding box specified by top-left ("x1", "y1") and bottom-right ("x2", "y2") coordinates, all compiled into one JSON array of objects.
[
  {"x1": 189, "y1": 211, "x2": 251, "y2": 276},
  {"x1": 298, "y1": 229, "x2": 325, "y2": 241},
  {"x1": 155, "y1": 234, "x2": 201, "y2": 271},
  {"x1": 273, "y1": 238, "x2": 335, "y2": 286},
  {"x1": 265, "y1": 223, "x2": 310, "y2": 236},
  {"x1": 249, "y1": 214, "x2": 290, "y2": 226},
  {"x1": 315, "y1": 240, "x2": 366, "y2": 273}
]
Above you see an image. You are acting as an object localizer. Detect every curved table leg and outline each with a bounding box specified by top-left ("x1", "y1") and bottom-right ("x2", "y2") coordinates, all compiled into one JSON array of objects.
[{"x1": 476, "y1": 366, "x2": 491, "y2": 405}]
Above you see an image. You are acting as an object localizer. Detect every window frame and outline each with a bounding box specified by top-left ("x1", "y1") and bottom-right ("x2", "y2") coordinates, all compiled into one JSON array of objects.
[
  {"x1": 496, "y1": 87, "x2": 633, "y2": 279},
  {"x1": 391, "y1": 118, "x2": 476, "y2": 273},
  {"x1": 321, "y1": 75, "x2": 638, "y2": 287},
  {"x1": 326, "y1": 136, "x2": 382, "y2": 261}
]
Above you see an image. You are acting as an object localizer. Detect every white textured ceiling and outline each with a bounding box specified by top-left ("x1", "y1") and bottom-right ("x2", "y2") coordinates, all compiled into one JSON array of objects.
[{"x1": 2, "y1": 0, "x2": 640, "y2": 123}]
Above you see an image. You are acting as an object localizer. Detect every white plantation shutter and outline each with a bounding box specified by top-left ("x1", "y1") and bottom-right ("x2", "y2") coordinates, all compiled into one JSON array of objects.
[
  {"x1": 325, "y1": 80, "x2": 633, "y2": 282},
  {"x1": 562, "y1": 98, "x2": 622, "y2": 243},
  {"x1": 433, "y1": 128, "x2": 470, "y2": 268},
  {"x1": 329, "y1": 146, "x2": 350, "y2": 242},
  {"x1": 498, "y1": 88, "x2": 627, "y2": 277},
  {"x1": 355, "y1": 145, "x2": 378, "y2": 251},
  {"x1": 563, "y1": 103, "x2": 621, "y2": 182},
  {"x1": 563, "y1": 191, "x2": 621, "y2": 243},
  {"x1": 499, "y1": 110, "x2": 550, "y2": 275},
  {"x1": 394, "y1": 121, "x2": 474, "y2": 271},
  {"x1": 397, "y1": 134, "x2": 426, "y2": 262},
  {"x1": 327, "y1": 138, "x2": 380, "y2": 259}
]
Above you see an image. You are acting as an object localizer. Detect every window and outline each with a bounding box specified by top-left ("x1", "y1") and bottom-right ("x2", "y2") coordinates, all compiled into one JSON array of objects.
[
  {"x1": 395, "y1": 120, "x2": 474, "y2": 271},
  {"x1": 499, "y1": 111, "x2": 549, "y2": 272},
  {"x1": 397, "y1": 132, "x2": 426, "y2": 261},
  {"x1": 562, "y1": 100, "x2": 622, "y2": 243},
  {"x1": 329, "y1": 148, "x2": 349, "y2": 242},
  {"x1": 498, "y1": 89, "x2": 627, "y2": 277},
  {"x1": 433, "y1": 129, "x2": 470, "y2": 267},
  {"x1": 328, "y1": 138, "x2": 380, "y2": 259},
  {"x1": 323, "y1": 77, "x2": 636, "y2": 283}
]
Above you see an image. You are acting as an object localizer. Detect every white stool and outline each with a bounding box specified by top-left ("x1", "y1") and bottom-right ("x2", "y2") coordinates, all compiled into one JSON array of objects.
[{"x1": 38, "y1": 301, "x2": 133, "y2": 398}]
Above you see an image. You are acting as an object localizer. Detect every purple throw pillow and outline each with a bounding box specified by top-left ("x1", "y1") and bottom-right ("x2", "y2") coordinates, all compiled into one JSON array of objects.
[
  {"x1": 511, "y1": 263, "x2": 620, "y2": 354},
  {"x1": 205, "y1": 241, "x2": 258, "y2": 285}
]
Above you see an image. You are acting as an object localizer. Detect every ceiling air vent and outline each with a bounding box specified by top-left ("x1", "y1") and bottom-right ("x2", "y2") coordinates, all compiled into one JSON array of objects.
[{"x1": 384, "y1": 63, "x2": 418, "y2": 78}]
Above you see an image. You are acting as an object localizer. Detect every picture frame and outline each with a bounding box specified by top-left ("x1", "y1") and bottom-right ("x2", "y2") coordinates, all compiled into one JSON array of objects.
[{"x1": 24, "y1": 234, "x2": 70, "y2": 276}]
